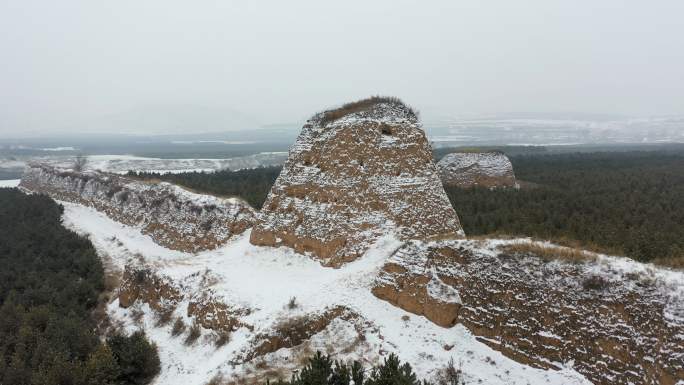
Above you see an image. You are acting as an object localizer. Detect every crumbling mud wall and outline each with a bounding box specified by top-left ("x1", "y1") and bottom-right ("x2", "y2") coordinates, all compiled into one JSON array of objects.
[
  {"x1": 373, "y1": 240, "x2": 684, "y2": 385},
  {"x1": 20, "y1": 164, "x2": 256, "y2": 252}
]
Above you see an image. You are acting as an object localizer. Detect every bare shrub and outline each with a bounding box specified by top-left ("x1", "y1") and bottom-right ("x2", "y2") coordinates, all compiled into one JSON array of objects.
[
  {"x1": 275, "y1": 316, "x2": 311, "y2": 345},
  {"x1": 226, "y1": 357, "x2": 287, "y2": 385},
  {"x1": 92, "y1": 253, "x2": 120, "y2": 333},
  {"x1": 213, "y1": 331, "x2": 231, "y2": 348},
  {"x1": 130, "y1": 307, "x2": 145, "y2": 325},
  {"x1": 287, "y1": 296, "x2": 298, "y2": 310},
  {"x1": 583, "y1": 274, "x2": 610, "y2": 291},
  {"x1": 154, "y1": 308, "x2": 174, "y2": 327},
  {"x1": 133, "y1": 269, "x2": 148, "y2": 284},
  {"x1": 200, "y1": 219, "x2": 214, "y2": 232},
  {"x1": 184, "y1": 322, "x2": 202, "y2": 345},
  {"x1": 105, "y1": 185, "x2": 123, "y2": 198},
  {"x1": 73, "y1": 154, "x2": 88, "y2": 172},
  {"x1": 171, "y1": 317, "x2": 186, "y2": 337},
  {"x1": 500, "y1": 242, "x2": 594, "y2": 264},
  {"x1": 189, "y1": 204, "x2": 203, "y2": 215},
  {"x1": 118, "y1": 190, "x2": 130, "y2": 203},
  {"x1": 435, "y1": 358, "x2": 465, "y2": 385},
  {"x1": 205, "y1": 372, "x2": 225, "y2": 385}
]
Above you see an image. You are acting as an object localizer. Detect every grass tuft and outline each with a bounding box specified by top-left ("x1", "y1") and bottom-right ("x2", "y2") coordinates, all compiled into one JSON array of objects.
[
  {"x1": 318, "y1": 96, "x2": 418, "y2": 126},
  {"x1": 154, "y1": 308, "x2": 174, "y2": 327},
  {"x1": 582, "y1": 274, "x2": 611, "y2": 291},
  {"x1": 214, "y1": 331, "x2": 231, "y2": 348},
  {"x1": 184, "y1": 322, "x2": 202, "y2": 345},
  {"x1": 499, "y1": 242, "x2": 595, "y2": 264},
  {"x1": 287, "y1": 296, "x2": 298, "y2": 310},
  {"x1": 171, "y1": 317, "x2": 186, "y2": 337}
]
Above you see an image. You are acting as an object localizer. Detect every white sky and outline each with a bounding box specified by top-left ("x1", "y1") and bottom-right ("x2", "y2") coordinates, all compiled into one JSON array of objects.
[{"x1": 1, "y1": 0, "x2": 683, "y2": 136}]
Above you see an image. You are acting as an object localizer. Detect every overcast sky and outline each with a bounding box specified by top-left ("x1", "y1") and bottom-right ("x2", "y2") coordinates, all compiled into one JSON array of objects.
[{"x1": 1, "y1": 0, "x2": 683, "y2": 137}]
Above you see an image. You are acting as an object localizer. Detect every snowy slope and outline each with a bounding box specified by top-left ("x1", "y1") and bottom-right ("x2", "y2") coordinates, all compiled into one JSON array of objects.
[{"x1": 60, "y1": 201, "x2": 592, "y2": 385}]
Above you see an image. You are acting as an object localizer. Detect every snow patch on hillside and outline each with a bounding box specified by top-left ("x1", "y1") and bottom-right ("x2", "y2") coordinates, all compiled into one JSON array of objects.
[
  {"x1": 0, "y1": 179, "x2": 20, "y2": 187},
  {"x1": 1, "y1": 152, "x2": 288, "y2": 176},
  {"x1": 59, "y1": 202, "x2": 592, "y2": 385}
]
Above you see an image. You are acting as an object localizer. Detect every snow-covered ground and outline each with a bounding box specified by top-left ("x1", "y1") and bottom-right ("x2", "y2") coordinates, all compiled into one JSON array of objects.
[
  {"x1": 426, "y1": 115, "x2": 684, "y2": 146},
  {"x1": 78, "y1": 153, "x2": 287, "y2": 174},
  {"x1": 60, "y1": 202, "x2": 593, "y2": 385},
  {"x1": 0, "y1": 152, "x2": 287, "y2": 176},
  {"x1": 0, "y1": 179, "x2": 20, "y2": 187}
]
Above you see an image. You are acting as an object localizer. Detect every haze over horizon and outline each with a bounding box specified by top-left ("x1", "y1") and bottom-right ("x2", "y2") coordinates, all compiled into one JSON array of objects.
[{"x1": 2, "y1": 0, "x2": 684, "y2": 138}]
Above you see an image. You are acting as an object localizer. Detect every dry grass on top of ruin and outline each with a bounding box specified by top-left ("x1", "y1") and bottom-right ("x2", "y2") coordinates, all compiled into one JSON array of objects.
[
  {"x1": 475, "y1": 235, "x2": 683, "y2": 270},
  {"x1": 498, "y1": 242, "x2": 596, "y2": 264},
  {"x1": 651, "y1": 255, "x2": 684, "y2": 270},
  {"x1": 318, "y1": 96, "x2": 418, "y2": 126}
]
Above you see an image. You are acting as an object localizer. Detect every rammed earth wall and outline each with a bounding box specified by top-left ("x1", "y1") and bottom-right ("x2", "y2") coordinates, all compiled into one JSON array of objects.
[
  {"x1": 373, "y1": 240, "x2": 684, "y2": 385},
  {"x1": 251, "y1": 99, "x2": 464, "y2": 267},
  {"x1": 20, "y1": 164, "x2": 256, "y2": 252}
]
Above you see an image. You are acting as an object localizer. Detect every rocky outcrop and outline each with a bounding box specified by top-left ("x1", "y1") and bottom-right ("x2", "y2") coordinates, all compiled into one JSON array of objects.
[
  {"x1": 373, "y1": 240, "x2": 684, "y2": 385},
  {"x1": 250, "y1": 97, "x2": 464, "y2": 267},
  {"x1": 241, "y1": 306, "x2": 359, "y2": 362},
  {"x1": 20, "y1": 164, "x2": 256, "y2": 252},
  {"x1": 372, "y1": 243, "x2": 462, "y2": 328},
  {"x1": 437, "y1": 151, "x2": 517, "y2": 188},
  {"x1": 119, "y1": 265, "x2": 252, "y2": 333},
  {"x1": 119, "y1": 266, "x2": 183, "y2": 311},
  {"x1": 188, "y1": 291, "x2": 252, "y2": 333}
]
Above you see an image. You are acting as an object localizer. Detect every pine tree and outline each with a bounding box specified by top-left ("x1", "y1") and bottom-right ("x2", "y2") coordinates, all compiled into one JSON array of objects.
[
  {"x1": 293, "y1": 351, "x2": 333, "y2": 385},
  {"x1": 108, "y1": 331, "x2": 160, "y2": 385},
  {"x1": 84, "y1": 344, "x2": 120, "y2": 385},
  {"x1": 366, "y1": 354, "x2": 421, "y2": 385}
]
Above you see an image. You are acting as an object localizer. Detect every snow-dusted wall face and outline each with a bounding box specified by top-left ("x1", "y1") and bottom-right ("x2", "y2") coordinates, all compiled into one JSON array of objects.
[
  {"x1": 437, "y1": 152, "x2": 517, "y2": 188},
  {"x1": 373, "y1": 240, "x2": 684, "y2": 385},
  {"x1": 19, "y1": 165, "x2": 256, "y2": 252},
  {"x1": 250, "y1": 99, "x2": 464, "y2": 267}
]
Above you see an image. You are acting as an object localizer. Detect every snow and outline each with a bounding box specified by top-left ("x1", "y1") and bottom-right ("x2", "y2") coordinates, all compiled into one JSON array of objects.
[
  {"x1": 426, "y1": 115, "x2": 684, "y2": 145},
  {"x1": 74, "y1": 153, "x2": 287, "y2": 174},
  {"x1": 426, "y1": 276, "x2": 461, "y2": 304},
  {"x1": 41, "y1": 146, "x2": 77, "y2": 151},
  {"x1": 0, "y1": 179, "x2": 20, "y2": 187},
  {"x1": 60, "y1": 202, "x2": 188, "y2": 270},
  {"x1": 170, "y1": 140, "x2": 257, "y2": 145},
  {"x1": 1, "y1": 152, "x2": 288, "y2": 176},
  {"x1": 58, "y1": 201, "x2": 593, "y2": 385}
]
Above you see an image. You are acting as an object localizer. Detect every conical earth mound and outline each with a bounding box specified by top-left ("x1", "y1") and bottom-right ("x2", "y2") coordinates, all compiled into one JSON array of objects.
[{"x1": 250, "y1": 97, "x2": 464, "y2": 266}]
